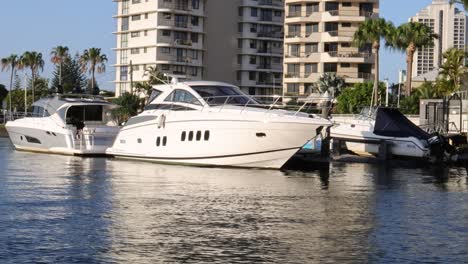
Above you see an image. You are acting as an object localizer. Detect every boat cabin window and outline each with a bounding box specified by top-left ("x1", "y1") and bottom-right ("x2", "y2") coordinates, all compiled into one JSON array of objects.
[
  {"x1": 164, "y1": 89, "x2": 201, "y2": 105},
  {"x1": 148, "y1": 89, "x2": 163, "y2": 104},
  {"x1": 31, "y1": 106, "x2": 50, "y2": 117},
  {"x1": 66, "y1": 105, "x2": 104, "y2": 129},
  {"x1": 191, "y1": 85, "x2": 259, "y2": 106}
]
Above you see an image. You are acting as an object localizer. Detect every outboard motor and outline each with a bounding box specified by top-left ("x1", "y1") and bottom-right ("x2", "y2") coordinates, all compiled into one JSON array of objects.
[{"x1": 428, "y1": 133, "x2": 455, "y2": 162}]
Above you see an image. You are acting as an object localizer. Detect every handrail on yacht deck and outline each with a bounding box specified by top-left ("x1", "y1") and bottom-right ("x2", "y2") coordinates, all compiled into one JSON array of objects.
[{"x1": 198, "y1": 95, "x2": 330, "y2": 116}]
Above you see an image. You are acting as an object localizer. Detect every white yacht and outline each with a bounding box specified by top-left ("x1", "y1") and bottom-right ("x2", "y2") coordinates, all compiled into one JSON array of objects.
[
  {"x1": 107, "y1": 81, "x2": 332, "y2": 169},
  {"x1": 6, "y1": 94, "x2": 120, "y2": 155},
  {"x1": 331, "y1": 108, "x2": 435, "y2": 158}
]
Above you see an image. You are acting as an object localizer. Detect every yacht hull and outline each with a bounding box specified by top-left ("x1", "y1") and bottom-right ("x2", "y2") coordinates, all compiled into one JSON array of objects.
[
  {"x1": 332, "y1": 127, "x2": 430, "y2": 158},
  {"x1": 107, "y1": 118, "x2": 326, "y2": 169},
  {"x1": 6, "y1": 122, "x2": 117, "y2": 156}
]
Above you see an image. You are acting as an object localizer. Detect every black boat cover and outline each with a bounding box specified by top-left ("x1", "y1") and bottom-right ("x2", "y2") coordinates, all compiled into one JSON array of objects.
[{"x1": 373, "y1": 108, "x2": 430, "y2": 140}]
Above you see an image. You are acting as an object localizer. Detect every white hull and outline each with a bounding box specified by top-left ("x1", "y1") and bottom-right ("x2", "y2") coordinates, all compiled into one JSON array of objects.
[
  {"x1": 7, "y1": 121, "x2": 118, "y2": 156},
  {"x1": 111, "y1": 148, "x2": 300, "y2": 169},
  {"x1": 332, "y1": 123, "x2": 430, "y2": 158},
  {"x1": 108, "y1": 116, "x2": 327, "y2": 169}
]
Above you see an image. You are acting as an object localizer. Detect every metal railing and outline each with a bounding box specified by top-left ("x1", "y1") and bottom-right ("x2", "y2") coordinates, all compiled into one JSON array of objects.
[{"x1": 149, "y1": 95, "x2": 331, "y2": 117}]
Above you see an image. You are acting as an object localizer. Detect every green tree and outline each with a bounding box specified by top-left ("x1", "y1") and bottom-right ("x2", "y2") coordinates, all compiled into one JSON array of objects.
[
  {"x1": 6, "y1": 88, "x2": 33, "y2": 112},
  {"x1": 387, "y1": 22, "x2": 438, "y2": 95},
  {"x1": 28, "y1": 77, "x2": 49, "y2": 98},
  {"x1": 336, "y1": 82, "x2": 386, "y2": 114},
  {"x1": 112, "y1": 92, "x2": 140, "y2": 124},
  {"x1": 317, "y1": 73, "x2": 345, "y2": 98},
  {"x1": 1, "y1": 54, "x2": 20, "y2": 113},
  {"x1": 50, "y1": 46, "x2": 70, "y2": 89},
  {"x1": 415, "y1": 80, "x2": 439, "y2": 99},
  {"x1": 19, "y1": 51, "x2": 45, "y2": 102},
  {"x1": 80, "y1": 48, "x2": 108, "y2": 94},
  {"x1": 399, "y1": 93, "x2": 420, "y2": 115},
  {"x1": 51, "y1": 54, "x2": 88, "y2": 93},
  {"x1": 438, "y1": 47, "x2": 466, "y2": 95},
  {"x1": 353, "y1": 18, "x2": 394, "y2": 105},
  {"x1": 0, "y1": 84, "x2": 7, "y2": 104}
]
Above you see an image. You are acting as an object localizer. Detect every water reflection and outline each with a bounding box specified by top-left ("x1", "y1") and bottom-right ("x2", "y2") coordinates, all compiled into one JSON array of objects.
[{"x1": 0, "y1": 138, "x2": 468, "y2": 263}]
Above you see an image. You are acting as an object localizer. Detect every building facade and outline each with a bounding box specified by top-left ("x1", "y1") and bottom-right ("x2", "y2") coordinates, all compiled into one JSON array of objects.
[
  {"x1": 283, "y1": 0, "x2": 379, "y2": 96},
  {"x1": 410, "y1": 0, "x2": 467, "y2": 78},
  {"x1": 114, "y1": 0, "x2": 284, "y2": 97}
]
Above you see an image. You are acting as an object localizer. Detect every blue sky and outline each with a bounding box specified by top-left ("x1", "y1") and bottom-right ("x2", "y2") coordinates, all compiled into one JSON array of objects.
[{"x1": 0, "y1": 0, "x2": 446, "y2": 90}]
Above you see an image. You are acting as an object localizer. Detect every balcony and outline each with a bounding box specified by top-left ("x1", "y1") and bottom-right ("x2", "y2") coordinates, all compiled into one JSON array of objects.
[
  {"x1": 257, "y1": 47, "x2": 283, "y2": 55},
  {"x1": 174, "y1": 39, "x2": 193, "y2": 46},
  {"x1": 257, "y1": 31, "x2": 283, "y2": 39},
  {"x1": 159, "y1": 1, "x2": 191, "y2": 11},
  {"x1": 327, "y1": 51, "x2": 372, "y2": 59}
]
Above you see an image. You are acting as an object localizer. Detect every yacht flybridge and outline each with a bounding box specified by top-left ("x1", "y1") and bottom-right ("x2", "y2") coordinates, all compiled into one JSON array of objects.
[
  {"x1": 6, "y1": 94, "x2": 120, "y2": 155},
  {"x1": 107, "y1": 81, "x2": 332, "y2": 169}
]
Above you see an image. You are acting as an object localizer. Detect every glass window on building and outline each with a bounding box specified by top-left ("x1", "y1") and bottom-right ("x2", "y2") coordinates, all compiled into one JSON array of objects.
[
  {"x1": 305, "y1": 43, "x2": 319, "y2": 53},
  {"x1": 287, "y1": 83, "x2": 299, "y2": 94},
  {"x1": 251, "y1": 8, "x2": 258, "y2": 17},
  {"x1": 120, "y1": 66, "x2": 129, "y2": 81},
  {"x1": 249, "y1": 71, "x2": 256, "y2": 81},
  {"x1": 306, "y1": 3, "x2": 319, "y2": 15}
]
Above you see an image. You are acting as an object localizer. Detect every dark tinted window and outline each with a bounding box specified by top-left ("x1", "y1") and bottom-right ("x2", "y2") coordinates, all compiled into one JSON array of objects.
[
  {"x1": 164, "y1": 89, "x2": 201, "y2": 105},
  {"x1": 191, "y1": 85, "x2": 259, "y2": 106}
]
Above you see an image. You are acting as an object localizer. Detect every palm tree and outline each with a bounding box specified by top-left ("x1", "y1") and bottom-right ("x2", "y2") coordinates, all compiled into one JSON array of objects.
[
  {"x1": 387, "y1": 22, "x2": 438, "y2": 95},
  {"x1": 50, "y1": 46, "x2": 70, "y2": 89},
  {"x1": 353, "y1": 18, "x2": 394, "y2": 106},
  {"x1": 144, "y1": 66, "x2": 168, "y2": 85},
  {"x1": 80, "y1": 48, "x2": 108, "y2": 94},
  {"x1": 19, "y1": 51, "x2": 45, "y2": 102},
  {"x1": 438, "y1": 47, "x2": 466, "y2": 94},
  {"x1": 317, "y1": 73, "x2": 345, "y2": 98},
  {"x1": 1, "y1": 54, "x2": 20, "y2": 114}
]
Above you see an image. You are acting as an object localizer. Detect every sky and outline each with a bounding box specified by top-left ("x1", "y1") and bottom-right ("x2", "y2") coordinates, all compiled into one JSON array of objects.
[{"x1": 0, "y1": 0, "x2": 449, "y2": 91}]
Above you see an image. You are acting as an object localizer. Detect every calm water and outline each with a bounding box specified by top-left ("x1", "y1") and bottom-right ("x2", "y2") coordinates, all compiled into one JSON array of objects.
[{"x1": 0, "y1": 138, "x2": 467, "y2": 264}]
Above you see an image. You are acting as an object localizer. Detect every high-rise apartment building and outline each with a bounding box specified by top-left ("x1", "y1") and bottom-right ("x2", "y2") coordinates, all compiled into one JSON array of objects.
[
  {"x1": 410, "y1": 0, "x2": 467, "y2": 78},
  {"x1": 283, "y1": 0, "x2": 379, "y2": 96},
  {"x1": 113, "y1": 0, "x2": 284, "y2": 97}
]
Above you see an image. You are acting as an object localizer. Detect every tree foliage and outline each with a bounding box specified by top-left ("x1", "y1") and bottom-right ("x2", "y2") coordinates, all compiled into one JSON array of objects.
[
  {"x1": 353, "y1": 18, "x2": 394, "y2": 105},
  {"x1": 336, "y1": 82, "x2": 385, "y2": 114},
  {"x1": 112, "y1": 92, "x2": 140, "y2": 124},
  {"x1": 51, "y1": 54, "x2": 88, "y2": 94},
  {"x1": 438, "y1": 47, "x2": 466, "y2": 94},
  {"x1": 0, "y1": 84, "x2": 7, "y2": 103},
  {"x1": 317, "y1": 73, "x2": 346, "y2": 97},
  {"x1": 386, "y1": 22, "x2": 438, "y2": 95},
  {"x1": 80, "y1": 48, "x2": 108, "y2": 93}
]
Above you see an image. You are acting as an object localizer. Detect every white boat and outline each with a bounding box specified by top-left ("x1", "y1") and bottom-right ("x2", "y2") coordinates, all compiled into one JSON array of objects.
[
  {"x1": 6, "y1": 94, "x2": 120, "y2": 155},
  {"x1": 331, "y1": 108, "x2": 435, "y2": 158},
  {"x1": 107, "y1": 81, "x2": 332, "y2": 169}
]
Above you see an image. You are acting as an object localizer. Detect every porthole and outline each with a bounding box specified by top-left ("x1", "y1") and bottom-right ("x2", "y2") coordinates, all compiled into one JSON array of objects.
[
  {"x1": 120, "y1": 139, "x2": 126, "y2": 144},
  {"x1": 204, "y1": 131, "x2": 210, "y2": 141},
  {"x1": 181, "y1": 131, "x2": 186, "y2": 141},
  {"x1": 137, "y1": 138, "x2": 142, "y2": 144},
  {"x1": 52, "y1": 132, "x2": 57, "y2": 136},
  {"x1": 20, "y1": 136, "x2": 23, "y2": 141},
  {"x1": 163, "y1": 136, "x2": 167, "y2": 146},
  {"x1": 196, "y1": 131, "x2": 201, "y2": 141},
  {"x1": 156, "y1": 137, "x2": 161, "y2": 147},
  {"x1": 46, "y1": 131, "x2": 51, "y2": 135},
  {"x1": 188, "y1": 131, "x2": 194, "y2": 141}
]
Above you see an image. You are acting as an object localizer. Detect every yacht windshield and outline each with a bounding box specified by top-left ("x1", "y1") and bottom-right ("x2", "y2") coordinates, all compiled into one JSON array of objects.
[{"x1": 191, "y1": 85, "x2": 259, "y2": 106}]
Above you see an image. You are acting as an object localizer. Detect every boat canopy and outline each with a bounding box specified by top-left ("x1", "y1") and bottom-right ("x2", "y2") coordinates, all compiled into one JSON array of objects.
[{"x1": 373, "y1": 108, "x2": 430, "y2": 140}]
